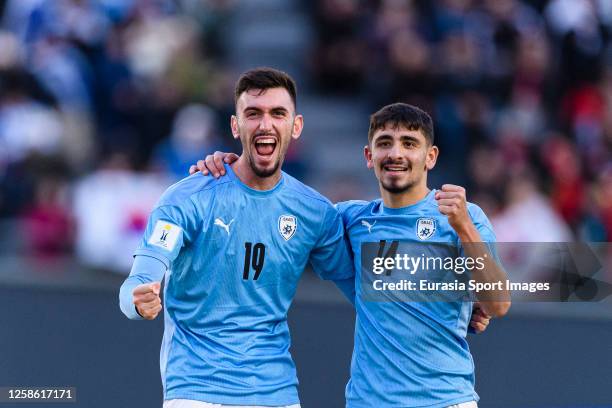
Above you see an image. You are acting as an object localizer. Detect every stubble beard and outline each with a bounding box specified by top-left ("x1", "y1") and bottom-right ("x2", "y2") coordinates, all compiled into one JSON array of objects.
[
  {"x1": 379, "y1": 160, "x2": 422, "y2": 194},
  {"x1": 247, "y1": 151, "x2": 282, "y2": 178},
  {"x1": 381, "y1": 178, "x2": 417, "y2": 194}
]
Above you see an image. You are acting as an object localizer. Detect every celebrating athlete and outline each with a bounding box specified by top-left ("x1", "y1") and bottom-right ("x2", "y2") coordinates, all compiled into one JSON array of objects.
[
  {"x1": 119, "y1": 68, "x2": 354, "y2": 408},
  {"x1": 195, "y1": 103, "x2": 509, "y2": 408}
]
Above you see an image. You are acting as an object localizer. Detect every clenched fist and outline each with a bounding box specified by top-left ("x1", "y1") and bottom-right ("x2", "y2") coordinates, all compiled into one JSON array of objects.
[
  {"x1": 435, "y1": 184, "x2": 471, "y2": 233},
  {"x1": 133, "y1": 282, "x2": 162, "y2": 320}
]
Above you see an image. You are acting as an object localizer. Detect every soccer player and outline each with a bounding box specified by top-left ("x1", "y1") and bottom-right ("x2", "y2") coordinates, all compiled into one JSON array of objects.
[
  {"x1": 119, "y1": 67, "x2": 355, "y2": 408},
  {"x1": 338, "y1": 103, "x2": 510, "y2": 408},
  {"x1": 196, "y1": 103, "x2": 509, "y2": 408}
]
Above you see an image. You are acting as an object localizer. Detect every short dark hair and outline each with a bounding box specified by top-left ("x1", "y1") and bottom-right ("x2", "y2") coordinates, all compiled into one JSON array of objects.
[
  {"x1": 368, "y1": 103, "x2": 434, "y2": 145},
  {"x1": 234, "y1": 67, "x2": 298, "y2": 110}
]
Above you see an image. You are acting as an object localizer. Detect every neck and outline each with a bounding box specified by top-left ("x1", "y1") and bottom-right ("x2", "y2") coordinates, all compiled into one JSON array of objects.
[
  {"x1": 233, "y1": 155, "x2": 282, "y2": 191},
  {"x1": 381, "y1": 182, "x2": 430, "y2": 208}
]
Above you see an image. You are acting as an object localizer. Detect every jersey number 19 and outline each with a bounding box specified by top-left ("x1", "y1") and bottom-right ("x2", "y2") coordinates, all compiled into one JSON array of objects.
[{"x1": 243, "y1": 242, "x2": 266, "y2": 280}]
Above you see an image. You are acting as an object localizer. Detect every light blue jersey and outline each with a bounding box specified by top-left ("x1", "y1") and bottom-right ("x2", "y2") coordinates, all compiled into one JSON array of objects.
[
  {"x1": 119, "y1": 164, "x2": 353, "y2": 406},
  {"x1": 337, "y1": 190, "x2": 496, "y2": 408}
]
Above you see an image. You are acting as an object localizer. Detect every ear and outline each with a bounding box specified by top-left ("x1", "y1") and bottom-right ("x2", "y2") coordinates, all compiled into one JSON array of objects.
[
  {"x1": 291, "y1": 114, "x2": 304, "y2": 140},
  {"x1": 231, "y1": 115, "x2": 239, "y2": 140},
  {"x1": 425, "y1": 145, "x2": 439, "y2": 171},
  {"x1": 364, "y1": 145, "x2": 374, "y2": 169}
]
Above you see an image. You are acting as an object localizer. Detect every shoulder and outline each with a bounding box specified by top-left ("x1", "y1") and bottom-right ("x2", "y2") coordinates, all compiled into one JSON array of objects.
[
  {"x1": 157, "y1": 173, "x2": 231, "y2": 209},
  {"x1": 335, "y1": 200, "x2": 377, "y2": 225},
  {"x1": 466, "y1": 202, "x2": 491, "y2": 224},
  {"x1": 466, "y1": 201, "x2": 496, "y2": 240},
  {"x1": 282, "y1": 172, "x2": 334, "y2": 208},
  {"x1": 335, "y1": 200, "x2": 371, "y2": 215}
]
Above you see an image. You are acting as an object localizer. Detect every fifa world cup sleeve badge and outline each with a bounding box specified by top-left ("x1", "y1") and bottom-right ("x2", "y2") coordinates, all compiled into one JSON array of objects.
[{"x1": 149, "y1": 220, "x2": 182, "y2": 250}]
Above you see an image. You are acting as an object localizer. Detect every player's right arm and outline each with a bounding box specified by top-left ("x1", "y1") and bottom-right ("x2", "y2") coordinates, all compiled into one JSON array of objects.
[
  {"x1": 119, "y1": 255, "x2": 166, "y2": 320},
  {"x1": 119, "y1": 196, "x2": 197, "y2": 320},
  {"x1": 189, "y1": 151, "x2": 239, "y2": 178}
]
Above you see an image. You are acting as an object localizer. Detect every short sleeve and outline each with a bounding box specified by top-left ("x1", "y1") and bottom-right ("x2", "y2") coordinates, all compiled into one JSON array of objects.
[
  {"x1": 461, "y1": 204, "x2": 500, "y2": 262},
  {"x1": 334, "y1": 200, "x2": 357, "y2": 228},
  {"x1": 469, "y1": 204, "x2": 496, "y2": 243},
  {"x1": 309, "y1": 204, "x2": 354, "y2": 281},
  {"x1": 134, "y1": 203, "x2": 197, "y2": 268}
]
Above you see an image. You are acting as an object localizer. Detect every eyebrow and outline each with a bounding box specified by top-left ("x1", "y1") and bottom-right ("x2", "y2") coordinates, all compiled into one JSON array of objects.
[
  {"x1": 374, "y1": 134, "x2": 421, "y2": 143},
  {"x1": 399, "y1": 135, "x2": 420, "y2": 143},
  {"x1": 374, "y1": 134, "x2": 393, "y2": 142},
  {"x1": 243, "y1": 106, "x2": 289, "y2": 114}
]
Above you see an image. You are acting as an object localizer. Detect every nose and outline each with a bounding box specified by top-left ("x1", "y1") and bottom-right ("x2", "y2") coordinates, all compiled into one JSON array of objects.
[
  {"x1": 258, "y1": 113, "x2": 273, "y2": 131},
  {"x1": 388, "y1": 142, "x2": 403, "y2": 160}
]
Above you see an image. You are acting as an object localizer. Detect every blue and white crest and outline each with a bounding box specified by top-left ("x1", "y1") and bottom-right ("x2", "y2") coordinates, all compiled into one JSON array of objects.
[
  {"x1": 416, "y1": 218, "x2": 435, "y2": 240},
  {"x1": 278, "y1": 215, "x2": 297, "y2": 241}
]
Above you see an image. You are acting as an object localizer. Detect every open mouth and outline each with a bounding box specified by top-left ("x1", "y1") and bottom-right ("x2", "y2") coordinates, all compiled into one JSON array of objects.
[{"x1": 254, "y1": 137, "x2": 277, "y2": 157}]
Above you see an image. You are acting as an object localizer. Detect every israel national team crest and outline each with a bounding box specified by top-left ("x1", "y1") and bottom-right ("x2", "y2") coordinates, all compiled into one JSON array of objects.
[
  {"x1": 416, "y1": 218, "x2": 436, "y2": 240},
  {"x1": 278, "y1": 215, "x2": 297, "y2": 241}
]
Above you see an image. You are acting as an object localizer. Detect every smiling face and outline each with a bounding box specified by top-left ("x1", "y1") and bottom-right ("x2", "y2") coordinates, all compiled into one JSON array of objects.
[
  {"x1": 365, "y1": 124, "x2": 438, "y2": 194},
  {"x1": 232, "y1": 87, "x2": 303, "y2": 178}
]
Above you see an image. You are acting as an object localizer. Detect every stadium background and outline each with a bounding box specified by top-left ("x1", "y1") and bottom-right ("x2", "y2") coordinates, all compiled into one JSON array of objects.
[{"x1": 0, "y1": 0, "x2": 610, "y2": 407}]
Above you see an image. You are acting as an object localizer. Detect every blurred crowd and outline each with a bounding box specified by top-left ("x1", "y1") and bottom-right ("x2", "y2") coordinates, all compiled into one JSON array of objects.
[
  {"x1": 0, "y1": 0, "x2": 237, "y2": 267},
  {"x1": 310, "y1": 0, "x2": 612, "y2": 243},
  {"x1": 0, "y1": 0, "x2": 611, "y2": 271}
]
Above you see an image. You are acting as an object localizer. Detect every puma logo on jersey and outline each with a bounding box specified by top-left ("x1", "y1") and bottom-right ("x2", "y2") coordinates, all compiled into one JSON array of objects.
[
  {"x1": 214, "y1": 218, "x2": 234, "y2": 235},
  {"x1": 362, "y1": 220, "x2": 376, "y2": 233}
]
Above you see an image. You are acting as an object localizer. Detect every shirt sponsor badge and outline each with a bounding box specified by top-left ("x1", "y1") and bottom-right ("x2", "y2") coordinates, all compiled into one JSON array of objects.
[
  {"x1": 148, "y1": 220, "x2": 181, "y2": 250},
  {"x1": 278, "y1": 215, "x2": 297, "y2": 241}
]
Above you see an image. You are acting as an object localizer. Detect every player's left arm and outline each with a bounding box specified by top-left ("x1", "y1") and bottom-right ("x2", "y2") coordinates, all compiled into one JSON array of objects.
[
  {"x1": 436, "y1": 184, "x2": 511, "y2": 317},
  {"x1": 469, "y1": 302, "x2": 491, "y2": 334},
  {"x1": 309, "y1": 203, "x2": 356, "y2": 304}
]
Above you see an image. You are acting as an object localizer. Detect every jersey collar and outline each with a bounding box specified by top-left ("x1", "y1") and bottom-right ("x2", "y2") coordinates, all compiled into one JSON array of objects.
[
  {"x1": 379, "y1": 189, "x2": 436, "y2": 215},
  {"x1": 225, "y1": 164, "x2": 285, "y2": 197}
]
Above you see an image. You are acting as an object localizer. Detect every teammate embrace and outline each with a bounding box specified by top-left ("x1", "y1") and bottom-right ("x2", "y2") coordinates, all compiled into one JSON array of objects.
[{"x1": 120, "y1": 67, "x2": 510, "y2": 408}]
